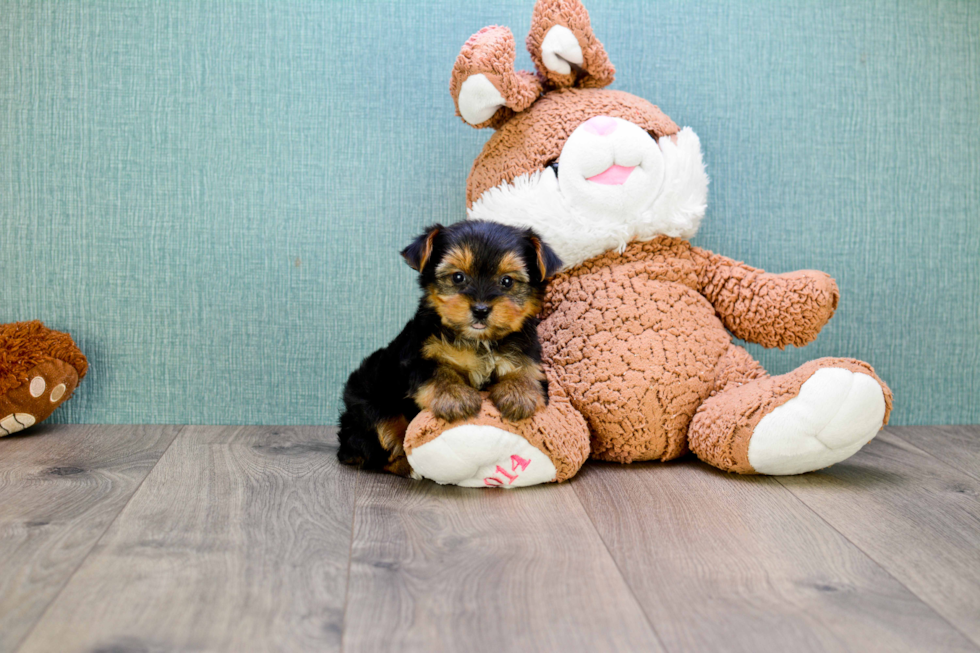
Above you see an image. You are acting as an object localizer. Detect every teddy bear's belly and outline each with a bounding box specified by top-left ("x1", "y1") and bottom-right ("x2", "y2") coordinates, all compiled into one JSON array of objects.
[{"x1": 540, "y1": 277, "x2": 731, "y2": 463}]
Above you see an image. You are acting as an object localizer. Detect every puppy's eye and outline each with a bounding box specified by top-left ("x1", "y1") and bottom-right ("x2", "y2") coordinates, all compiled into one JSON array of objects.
[
  {"x1": 452, "y1": 272, "x2": 465, "y2": 285},
  {"x1": 500, "y1": 275, "x2": 514, "y2": 289},
  {"x1": 546, "y1": 159, "x2": 559, "y2": 175}
]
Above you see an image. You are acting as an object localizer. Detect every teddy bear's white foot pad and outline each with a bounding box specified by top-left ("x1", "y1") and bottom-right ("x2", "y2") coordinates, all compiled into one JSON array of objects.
[
  {"x1": 407, "y1": 425, "x2": 557, "y2": 488},
  {"x1": 747, "y1": 368, "x2": 886, "y2": 475},
  {"x1": 0, "y1": 413, "x2": 36, "y2": 436}
]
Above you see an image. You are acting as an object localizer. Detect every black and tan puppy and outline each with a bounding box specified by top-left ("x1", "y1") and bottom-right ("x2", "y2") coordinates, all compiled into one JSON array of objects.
[{"x1": 337, "y1": 220, "x2": 562, "y2": 476}]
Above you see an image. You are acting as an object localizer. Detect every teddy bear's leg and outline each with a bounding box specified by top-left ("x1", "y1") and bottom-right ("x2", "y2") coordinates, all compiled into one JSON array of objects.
[
  {"x1": 688, "y1": 348, "x2": 892, "y2": 475},
  {"x1": 0, "y1": 322, "x2": 87, "y2": 436},
  {"x1": 404, "y1": 368, "x2": 591, "y2": 487}
]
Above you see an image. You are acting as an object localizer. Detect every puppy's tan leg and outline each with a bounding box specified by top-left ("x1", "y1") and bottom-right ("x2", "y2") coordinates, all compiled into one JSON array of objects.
[{"x1": 377, "y1": 415, "x2": 411, "y2": 476}]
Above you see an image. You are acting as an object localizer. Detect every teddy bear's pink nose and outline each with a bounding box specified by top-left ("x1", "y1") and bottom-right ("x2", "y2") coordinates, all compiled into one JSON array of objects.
[{"x1": 582, "y1": 116, "x2": 617, "y2": 136}]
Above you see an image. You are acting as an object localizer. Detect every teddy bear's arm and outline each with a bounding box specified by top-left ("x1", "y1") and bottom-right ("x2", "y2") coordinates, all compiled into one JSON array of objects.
[{"x1": 693, "y1": 248, "x2": 840, "y2": 349}]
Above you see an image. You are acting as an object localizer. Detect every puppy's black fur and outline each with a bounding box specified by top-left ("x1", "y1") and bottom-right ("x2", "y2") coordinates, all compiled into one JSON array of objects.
[{"x1": 337, "y1": 220, "x2": 561, "y2": 475}]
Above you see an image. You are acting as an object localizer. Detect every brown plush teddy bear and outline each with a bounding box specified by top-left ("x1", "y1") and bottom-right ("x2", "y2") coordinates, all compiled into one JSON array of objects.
[
  {"x1": 0, "y1": 321, "x2": 87, "y2": 436},
  {"x1": 402, "y1": 0, "x2": 892, "y2": 487}
]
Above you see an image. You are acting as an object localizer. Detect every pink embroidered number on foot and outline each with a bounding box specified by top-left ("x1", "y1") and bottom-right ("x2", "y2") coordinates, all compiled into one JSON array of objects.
[
  {"x1": 406, "y1": 425, "x2": 558, "y2": 488},
  {"x1": 484, "y1": 454, "x2": 532, "y2": 487}
]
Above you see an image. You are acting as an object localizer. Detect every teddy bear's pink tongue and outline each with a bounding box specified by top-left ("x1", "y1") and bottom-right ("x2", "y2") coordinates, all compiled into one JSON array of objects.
[{"x1": 587, "y1": 164, "x2": 635, "y2": 185}]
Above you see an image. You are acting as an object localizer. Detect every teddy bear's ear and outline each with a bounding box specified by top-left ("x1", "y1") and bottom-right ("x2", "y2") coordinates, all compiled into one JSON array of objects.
[
  {"x1": 526, "y1": 0, "x2": 615, "y2": 89},
  {"x1": 450, "y1": 26, "x2": 543, "y2": 129}
]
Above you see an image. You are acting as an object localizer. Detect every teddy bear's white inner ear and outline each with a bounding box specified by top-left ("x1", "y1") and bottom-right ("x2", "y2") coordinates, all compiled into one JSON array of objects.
[
  {"x1": 540, "y1": 25, "x2": 583, "y2": 75},
  {"x1": 458, "y1": 74, "x2": 506, "y2": 126}
]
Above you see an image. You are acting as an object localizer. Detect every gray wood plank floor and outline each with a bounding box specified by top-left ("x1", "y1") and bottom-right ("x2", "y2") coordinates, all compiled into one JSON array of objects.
[
  {"x1": 0, "y1": 425, "x2": 181, "y2": 652},
  {"x1": 0, "y1": 424, "x2": 978, "y2": 653},
  {"x1": 17, "y1": 426, "x2": 356, "y2": 653}
]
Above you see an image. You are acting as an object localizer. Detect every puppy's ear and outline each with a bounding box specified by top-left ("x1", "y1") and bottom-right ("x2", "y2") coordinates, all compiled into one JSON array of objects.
[
  {"x1": 401, "y1": 225, "x2": 442, "y2": 272},
  {"x1": 527, "y1": 232, "x2": 562, "y2": 280}
]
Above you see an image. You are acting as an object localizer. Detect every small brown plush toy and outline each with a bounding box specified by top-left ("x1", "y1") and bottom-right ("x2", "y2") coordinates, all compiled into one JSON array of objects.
[{"x1": 0, "y1": 321, "x2": 87, "y2": 436}]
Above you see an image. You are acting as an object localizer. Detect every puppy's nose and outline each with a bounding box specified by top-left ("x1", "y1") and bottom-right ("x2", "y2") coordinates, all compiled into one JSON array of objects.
[
  {"x1": 472, "y1": 304, "x2": 491, "y2": 320},
  {"x1": 582, "y1": 115, "x2": 617, "y2": 136}
]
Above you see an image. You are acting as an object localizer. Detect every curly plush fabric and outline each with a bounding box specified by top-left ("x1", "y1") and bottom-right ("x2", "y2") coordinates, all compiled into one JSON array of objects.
[
  {"x1": 527, "y1": 0, "x2": 615, "y2": 89},
  {"x1": 450, "y1": 26, "x2": 544, "y2": 129},
  {"x1": 0, "y1": 321, "x2": 88, "y2": 397},
  {"x1": 539, "y1": 236, "x2": 849, "y2": 463},
  {"x1": 466, "y1": 89, "x2": 678, "y2": 205},
  {"x1": 709, "y1": 341, "x2": 769, "y2": 398},
  {"x1": 0, "y1": 321, "x2": 87, "y2": 435},
  {"x1": 698, "y1": 251, "x2": 841, "y2": 349},
  {"x1": 689, "y1": 357, "x2": 893, "y2": 473}
]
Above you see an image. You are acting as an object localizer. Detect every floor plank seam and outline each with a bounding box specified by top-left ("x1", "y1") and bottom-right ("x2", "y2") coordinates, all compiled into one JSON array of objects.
[
  {"x1": 11, "y1": 425, "x2": 187, "y2": 653},
  {"x1": 338, "y1": 470, "x2": 360, "y2": 653},
  {"x1": 773, "y1": 475, "x2": 980, "y2": 651},
  {"x1": 887, "y1": 428, "x2": 980, "y2": 484},
  {"x1": 569, "y1": 478, "x2": 672, "y2": 653}
]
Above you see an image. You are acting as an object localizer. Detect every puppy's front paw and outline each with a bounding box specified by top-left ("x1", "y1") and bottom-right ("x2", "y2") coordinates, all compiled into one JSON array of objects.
[
  {"x1": 489, "y1": 379, "x2": 545, "y2": 422},
  {"x1": 431, "y1": 385, "x2": 482, "y2": 423}
]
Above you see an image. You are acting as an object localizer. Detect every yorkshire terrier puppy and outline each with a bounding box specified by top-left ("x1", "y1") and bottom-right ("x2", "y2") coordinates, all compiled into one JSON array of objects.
[{"x1": 337, "y1": 220, "x2": 562, "y2": 476}]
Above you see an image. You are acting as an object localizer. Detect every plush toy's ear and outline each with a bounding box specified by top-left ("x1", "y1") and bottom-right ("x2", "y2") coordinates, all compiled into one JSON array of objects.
[
  {"x1": 450, "y1": 26, "x2": 543, "y2": 129},
  {"x1": 526, "y1": 0, "x2": 615, "y2": 89},
  {"x1": 401, "y1": 225, "x2": 442, "y2": 272},
  {"x1": 527, "y1": 232, "x2": 563, "y2": 280}
]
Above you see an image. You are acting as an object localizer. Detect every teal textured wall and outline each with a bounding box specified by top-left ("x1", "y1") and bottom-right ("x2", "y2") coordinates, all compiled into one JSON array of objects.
[{"x1": 1, "y1": 0, "x2": 977, "y2": 426}]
